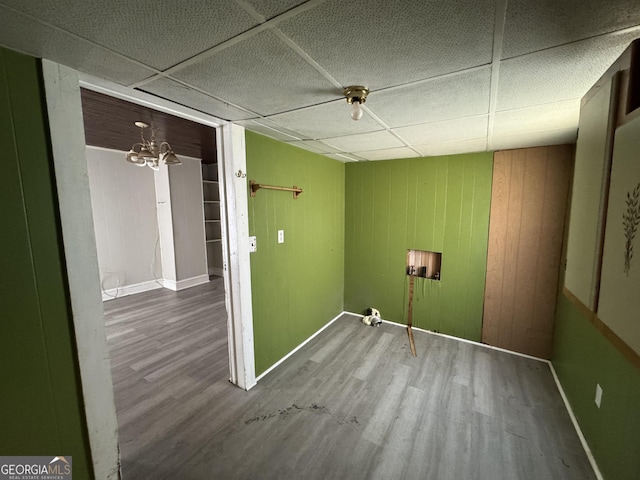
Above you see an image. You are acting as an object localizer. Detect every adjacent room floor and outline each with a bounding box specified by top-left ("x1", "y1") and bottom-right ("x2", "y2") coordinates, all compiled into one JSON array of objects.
[{"x1": 103, "y1": 280, "x2": 595, "y2": 479}]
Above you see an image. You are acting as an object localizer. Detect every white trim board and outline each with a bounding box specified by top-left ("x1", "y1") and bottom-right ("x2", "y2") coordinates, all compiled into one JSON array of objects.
[
  {"x1": 255, "y1": 311, "x2": 346, "y2": 383},
  {"x1": 366, "y1": 314, "x2": 547, "y2": 363},
  {"x1": 43, "y1": 61, "x2": 121, "y2": 480},
  {"x1": 102, "y1": 279, "x2": 163, "y2": 301},
  {"x1": 162, "y1": 274, "x2": 210, "y2": 291},
  {"x1": 101, "y1": 274, "x2": 210, "y2": 301},
  {"x1": 549, "y1": 364, "x2": 603, "y2": 480}
]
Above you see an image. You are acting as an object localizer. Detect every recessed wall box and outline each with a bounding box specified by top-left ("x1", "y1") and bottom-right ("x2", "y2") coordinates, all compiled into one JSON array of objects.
[{"x1": 407, "y1": 249, "x2": 442, "y2": 280}]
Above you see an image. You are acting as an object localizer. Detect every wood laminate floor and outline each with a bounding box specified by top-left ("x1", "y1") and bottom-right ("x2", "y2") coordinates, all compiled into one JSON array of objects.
[{"x1": 104, "y1": 279, "x2": 595, "y2": 479}]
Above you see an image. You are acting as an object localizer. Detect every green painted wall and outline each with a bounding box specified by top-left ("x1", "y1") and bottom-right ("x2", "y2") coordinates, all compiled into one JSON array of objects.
[
  {"x1": 246, "y1": 132, "x2": 345, "y2": 375},
  {"x1": 0, "y1": 48, "x2": 93, "y2": 478},
  {"x1": 344, "y1": 153, "x2": 493, "y2": 340},
  {"x1": 553, "y1": 295, "x2": 640, "y2": 479}
]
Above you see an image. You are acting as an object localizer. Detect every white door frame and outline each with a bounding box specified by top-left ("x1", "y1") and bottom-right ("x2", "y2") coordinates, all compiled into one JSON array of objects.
[{"x1": 42, "y1": 62, "x2": 255, "y2": 479}]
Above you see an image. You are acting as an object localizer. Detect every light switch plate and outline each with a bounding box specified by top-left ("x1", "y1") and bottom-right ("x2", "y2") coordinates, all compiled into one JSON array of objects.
[
  {"x1": 595, "y1": 383, "x2": 602, "y2": 408},
  {"x1": 249, "y1": 236, "x2": 257, "y2": 253},
  {"x1": 278, "y1": 230, "x2": 284, "y2": 244}
]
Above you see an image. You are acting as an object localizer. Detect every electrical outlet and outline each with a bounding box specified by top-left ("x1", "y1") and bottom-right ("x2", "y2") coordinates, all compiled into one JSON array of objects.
[
  {"x1": 278, "y1": 230, "x2": 284, "y2": 244},
  {"x1": 595, "y1": 383, "x2": 603, "y2": 408},
  {"x1": 249, "y1": 236, "x2": 257, "y2": 253}
]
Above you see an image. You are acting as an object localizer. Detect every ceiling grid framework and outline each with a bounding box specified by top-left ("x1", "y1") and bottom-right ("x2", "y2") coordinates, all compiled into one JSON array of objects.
[{"x1": 1, "y1": 0, "x2": 640, "y2": 161}]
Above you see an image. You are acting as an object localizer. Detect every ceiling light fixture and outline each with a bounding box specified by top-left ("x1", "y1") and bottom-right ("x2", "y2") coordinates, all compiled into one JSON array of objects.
[
  {"x1": 343, "y1": 85, "x2": 369, "y2": 121},
  {"x1": 125, "y1": 121, "x2": 181, "y2": 171}
]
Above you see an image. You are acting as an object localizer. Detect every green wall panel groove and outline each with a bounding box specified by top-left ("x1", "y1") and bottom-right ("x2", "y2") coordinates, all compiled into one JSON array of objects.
[
  {"x1": 246, "y1": 132, "x2": 345, "y2": 375},
  {"x1": 344, "y1": 153, "x2": 493, "y2": 341},
  {"x1": 0, "y1": 48, "x2": 93, "y2": 478}
]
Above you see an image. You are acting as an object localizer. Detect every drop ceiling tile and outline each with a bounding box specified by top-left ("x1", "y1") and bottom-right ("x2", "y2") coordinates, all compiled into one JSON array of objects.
[
  {"x1": 1, "y1": 1, "x2": 258, "y2": 70},
  {"x1": 394, "y1": 116, "x2": 488, "y2": 145},
  {"x1": 370, "y1": 68, "x2": 492, "y2": 128},
  {"x1": 493, "y1": 100, "x2": 580, "y2": 137},
  {"x1": 171, "y1": 30, "x2": 337, "y2": 116},
  {"x1": 503, "y1": 0, "x2": 640, "y2": 59},
  {"x1": 497, "y1": 31, "x2": 640, "y2": 111},
  {"x1": 277, "y1": 0, "x2": 495, "y2": 89},
  {"x1": 414, "y1": 138, "x2": 488, "y2": 157},
  {"x1": 267, "y1": 101, "x2": 383, "y2": 139},
  {"x1": 0, "y1": 6, "x2": 157, "y2": 84},
  {"x1": 139, "y1": 77, "x2": 256, "y2": 121},
  {"x1": 325, "y1": 153, "x2": 363, "y2": 163},
  {"x1": 235, "y1": 119, "x2": 304, "y2": 142},
  {"x1": 355, "y1": 147, "x2": 420, "y2": 161},
  {"x1": 243, "y1": 0, "x2": 310, "y2": 20},
  {"x1": 322, "y1": 130, "x2": 404, "y2": 152},
  {"x1": 491, "y1": 128, "x2": 577, "y2": 151},
  {"x1": 287, "y1": 140, "x2": 340, "y2": 154}
]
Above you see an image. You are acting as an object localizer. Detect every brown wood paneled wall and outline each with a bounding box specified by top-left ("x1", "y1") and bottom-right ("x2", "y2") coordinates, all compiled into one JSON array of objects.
[{"x1": 482, "y1": 145, "x2": 573, "y2": 359}]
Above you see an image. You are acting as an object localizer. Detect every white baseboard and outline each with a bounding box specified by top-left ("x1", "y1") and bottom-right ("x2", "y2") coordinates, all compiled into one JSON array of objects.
[
  {"x1": 209, "y1": 267, "x2": 224, "y2": 277},
  {"x1": 161, "y1": 274, "x2": 210, "y2": 291},
  {"x1": 347, "y1": 311, "x2": 547, "y2": 363},
  {"x1": 101, "y1": 280, "x2": 162, "y2": 301},
  {"x1": 549, "y1": 363, "x2": 603, "y2": 480},
  {"x1": 255, "y1": 311, "x2": 346, "y2": 383}
]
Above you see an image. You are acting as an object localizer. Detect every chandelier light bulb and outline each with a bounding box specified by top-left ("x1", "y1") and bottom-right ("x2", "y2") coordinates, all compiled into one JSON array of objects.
[
  {"x1": 351, "y1": 100, "x2": 363, "y2": 121},
  {"x1": 125, "y1": 122, "x2": 181, "y2": 170}
]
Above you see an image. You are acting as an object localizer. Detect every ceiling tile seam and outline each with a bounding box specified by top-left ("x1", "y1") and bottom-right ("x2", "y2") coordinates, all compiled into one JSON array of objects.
[
  {"x1": 360, "y1": 105, "x2": 409, "y2": 144},
  {"x1": 233, "y1": 0, "x2": 267, "y2": 22},
  {"x1": 131, "y1": 0, "x2": 329, "y2": 88},
  {"x1": 245, "y1": 120, "x2": 304, "y2": 141},
  {"x1": 263, "y1": 97, "x2": 346, "y2": 119},
  {"x1": 369, "y1": 64, "x2": 491, "y2": 96},
  {"x1": 313, "y1": 128, "x2": 386, "y2": 143},
  {"x1": 135, "y1": 75, "x2": 263, "y2": 119},
  {"x1": 0, "y1": 3, "x2": 163, "y2": 79},
  {"x1": 270, "y1": 28, "x2": 343, "y2": 89},
  {"x1": 500, "y1": 23, "x2": 640, "y2": 62},
  {"x1": 412, "y1": 136, "x2": 488, "y2": 148},
  {"x1": 386, "y1": 113, "x2": 489, "y2": 131},
  {"x1": 486, "y1": 0, "x2": 508, "y2": 152},
  {"x1": 361, "y1": 106, "x2": 437, "y2": 155},
  {"x1": 129, "y1": 23, "x2": 272, "y2": 88},
  {"x1": 494, "y1": 97, "x2": 582, "y2": 113},
  {"x1": 334, "y1": 153, "x2": 366, "y2": 162}
]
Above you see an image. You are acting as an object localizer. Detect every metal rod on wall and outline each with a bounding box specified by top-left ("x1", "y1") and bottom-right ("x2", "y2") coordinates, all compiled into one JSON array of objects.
[{"x1": 250, "y1": 180, "x2": 303, "y2": 199}]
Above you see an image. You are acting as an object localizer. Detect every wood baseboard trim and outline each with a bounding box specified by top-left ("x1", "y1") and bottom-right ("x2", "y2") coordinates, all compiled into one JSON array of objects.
[
  {"x1": 549, "y1": 363, "x2": 604, "y2": 480},
  {"x1": 563, "y1": 287, "x2": 640, "y2": 372},
  {"x1": 255, "y1": 311, "x2": 346, "y2": 383}
]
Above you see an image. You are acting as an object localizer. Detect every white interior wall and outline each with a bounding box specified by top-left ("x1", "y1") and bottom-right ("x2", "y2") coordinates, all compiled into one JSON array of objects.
[
  {"x1": 168, "y1": 156, "x2": 208, "y2": 282},
  {"x1": 154, "y1": 161, "x2": 177, "y2": 285},
  {"x1": 86, "y1": 146, "x2": 161, "y2": 297}
]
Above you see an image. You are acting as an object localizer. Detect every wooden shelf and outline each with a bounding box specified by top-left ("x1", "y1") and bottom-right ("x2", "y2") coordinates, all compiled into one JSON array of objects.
[
  {"x1": 203, "y1": 180, "x2": 219, "y2": 184},
  {"x1": 206, "y1": 239, "x2": 222, "y2": 243},
  {"x1": 204, "y1": 220, "x2": 221, "y2": 223},
  {"x1": 204, "y1": 200, "x2": 220, "y2": 204}
]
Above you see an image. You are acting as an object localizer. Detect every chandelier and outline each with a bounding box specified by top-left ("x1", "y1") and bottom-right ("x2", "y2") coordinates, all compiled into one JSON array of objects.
[{"x1": 125, "y1": 121, "x2": 181, "y2": 171}]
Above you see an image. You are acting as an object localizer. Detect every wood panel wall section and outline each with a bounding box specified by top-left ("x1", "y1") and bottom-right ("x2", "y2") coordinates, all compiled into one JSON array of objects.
[{"x1": 482, "y1": 146, "x2": 573, "y2": 359}]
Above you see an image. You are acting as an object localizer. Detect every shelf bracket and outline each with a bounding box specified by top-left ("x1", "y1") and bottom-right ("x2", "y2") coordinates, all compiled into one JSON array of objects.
[{"x1": 250, "y1": 180, "x2": 303, "y2": 199}]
